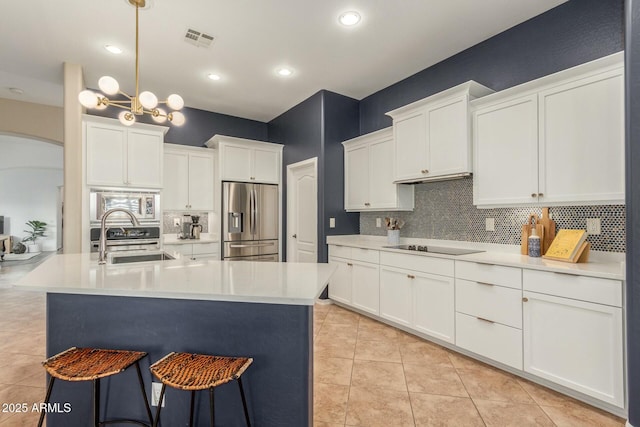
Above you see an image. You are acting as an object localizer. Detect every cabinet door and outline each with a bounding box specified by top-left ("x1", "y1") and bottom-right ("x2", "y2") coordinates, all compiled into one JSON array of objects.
[
  {"x1": 253, "y1": 148, "x2": 280, "y2": 183},
  {"x1": 328, "y1": 257, "x2": 351, "y2": 304},
  {"x1": 523, "y1": 291, "x2": 624, "y2": 408},
  {"x1": 473, "y1": 95, "x2": 539, "y2": 206},
  {"x1": 394, "y1": 112, "x2": 428, "y2": 181},
  {"x1": 538, "y1": 69, "x2": 624, "y2": 204},
  {"x1": 86, "y1": 122, "x2": 126, "y2": 186},
  {"x1": 368, "y1": 138, "x2": 399, "y2": 208},
  {"x1": 351, "y1": 262, "x2": 380, "y2": 315},
  {"x1": 428, "y1": 96, "x2": 470, "y2": 176},
  {"x1": 188, "y1": 152, "x2": 215, "y2": 211},
  {"x1": 127, "y1": 129, "x2": 163, "y2": 188},
  {"x1": 163, "y1": 151, "x2": 190, "y2": 210},
  {"x1": 344, "y1": 145, "x2": 369, "y2": 210},
  {"x1": 379, "y1": 266, "x2": 412, "y2": 327},
  {"x1": 413, "y1": 272, "x2": 455, "y2": 343},
  {"x1": 220, "y1": 144, "x2": 252, "y2": 182}
]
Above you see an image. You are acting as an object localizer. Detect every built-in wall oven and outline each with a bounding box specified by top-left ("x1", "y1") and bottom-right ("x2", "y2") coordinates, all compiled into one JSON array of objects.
[{"x1": 89, "y1": 189, "x2": 160, "y2": 226}]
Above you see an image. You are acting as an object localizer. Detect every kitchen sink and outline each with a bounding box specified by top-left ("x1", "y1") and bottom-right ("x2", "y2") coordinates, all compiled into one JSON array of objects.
[{"x1": 108, "y1": 252, "x2": 175, "y2": 264}]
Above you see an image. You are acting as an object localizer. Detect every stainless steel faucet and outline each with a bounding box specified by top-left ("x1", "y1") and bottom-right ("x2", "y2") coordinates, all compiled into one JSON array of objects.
[{"x1": 98, "y1": 208, "x2": 140, "y2": 264}]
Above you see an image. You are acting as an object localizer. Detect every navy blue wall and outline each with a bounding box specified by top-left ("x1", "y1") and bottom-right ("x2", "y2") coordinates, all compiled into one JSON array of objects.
[
  {"x1": 359, "y1": 0, "x2": 624, "y2": 133},
  {"x1": 625, "y1": 1, "x2": 639, "y2": 424},
  {"x1": 89, "y1": 103, "x2": 268, "y2": 147}
]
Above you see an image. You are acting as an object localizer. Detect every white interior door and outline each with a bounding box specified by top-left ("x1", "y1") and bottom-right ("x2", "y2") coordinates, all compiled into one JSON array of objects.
[{"x1": 287, "y1": 158, "x2": 317, "y2": 262}]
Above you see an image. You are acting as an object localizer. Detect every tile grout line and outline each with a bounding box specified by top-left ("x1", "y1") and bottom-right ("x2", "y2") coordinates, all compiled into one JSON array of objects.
[{"x1": 447, "y1": 352, "x2": 488, "y2": 427}]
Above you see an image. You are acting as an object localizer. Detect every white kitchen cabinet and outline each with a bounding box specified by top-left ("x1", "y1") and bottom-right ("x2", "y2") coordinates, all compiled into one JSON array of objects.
[
  {"x1": 164, "y1": 242, "x2": 219, "y2": 260},
  {"x1": 351, "y1": 261, "x2": 380, "y2": 315},
  {"x1": 386, "y1": 81, "x2": 493, "y2": 183},
  {"x1": 328, "y1": 256, "x2": 352, "y2": 305},
  {"x1": 327, "y1": 245, "x2": 380, "y2": 314},
  {"x1": 379, "y1": 252, "x2": 455, "y2": 343},
  {"x1": 343, "y1": 127, "x2": 413, "y2": 211},
  {"x1": 84, "y1": 116, "x2": 167, "y2": 188},
  {"x1": 164, "y1": 144, "x2": 214, "y2": 211},
  {"x1": 206, "y1": 135, "x2": 282, "y2": 184},
  {"x1": 472, "y1": 52, "x2": 624, "y2": 207}
]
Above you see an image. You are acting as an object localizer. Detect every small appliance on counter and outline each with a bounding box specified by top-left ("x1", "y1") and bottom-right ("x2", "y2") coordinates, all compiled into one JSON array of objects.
[
  {"x1": 190, "y1": 215, "x2": 202, "y2": 239},
  {"x1": 180, "y1": 214, "x2": 192, "y2": 239}
]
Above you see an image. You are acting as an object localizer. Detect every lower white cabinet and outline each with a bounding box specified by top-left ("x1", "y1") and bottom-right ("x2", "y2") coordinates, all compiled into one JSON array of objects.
[
  {"x1": 351, "y1": 262, "x2": 380, "y2": 315},
  {"x1": 327, "y1": 257, "x2": 352, "y2": 305},
  {"x1": 412, "y1": 272, "x2": 454, "y2": 343},
  {"x1": 165, "y1": 243, "x2": 219, "y2": 260},
  {"x1": 523, "y1": 290, "x2": 624, "y2": 408},
  {"x1": 328, "y1": 246, "x2": 380, "y2": 315}
]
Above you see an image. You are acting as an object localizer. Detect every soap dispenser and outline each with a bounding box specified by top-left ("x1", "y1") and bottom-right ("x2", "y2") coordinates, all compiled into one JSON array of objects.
[{"x1": 528, "y1": 226, "x2": 541, "y2": 257}]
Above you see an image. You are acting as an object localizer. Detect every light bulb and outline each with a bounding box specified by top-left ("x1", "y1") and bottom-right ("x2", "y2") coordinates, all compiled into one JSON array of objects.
[
  {"x1": 152, "y1": 108, "x2": 167, "y2": 123},
  {"x1": 277, "y1": 68, "x2": 293, "y2": 77},
  {"x1": 118, "y1": 111, "x2": 136, "y2": 126},
  {"x1": 139, "y1": 91, "x2": 158, "y2": 109},
  {"x1": 95, "y1": 98, "x2": 108, "y2": 110},
  {"x1": 167, "y1": 94, "x2": 184, "y2": 110},
  {"x1": 169, "y1": 111, "x2": 185, "y2": 126},
  {"x1": 339, "y1": 11, "x2": 361, "y2": 26},
  {"x1": 98, "y1": 76, "x2": 119, "y2": 95},
  {"x1": 78, "y1": 90, "x2": 99, "y2": 108}
]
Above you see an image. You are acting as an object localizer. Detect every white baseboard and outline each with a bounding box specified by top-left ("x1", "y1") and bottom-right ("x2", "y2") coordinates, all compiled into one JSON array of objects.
[{"x1": 314, "y1": 298, "x2": 333, "y2": 306}]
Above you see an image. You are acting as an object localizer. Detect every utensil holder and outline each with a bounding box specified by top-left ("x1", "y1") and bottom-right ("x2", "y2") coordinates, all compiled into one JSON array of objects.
[{"x1": 387, "y1": 230, "x2": 400, "y2": 245}]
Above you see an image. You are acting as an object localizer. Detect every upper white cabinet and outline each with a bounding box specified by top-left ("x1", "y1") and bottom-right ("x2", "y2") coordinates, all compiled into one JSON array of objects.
[
  {"x1": 386, "y1": 81, "x2": 494, "y2": 183},
  {"x1": 342, "y1": 128, "x2": 414, "y2": 211},
  {"x1": 163, "y1": 144, "x2": 214, "y2": 211},
  {"x1": 84, "y1": 116, "x2": 167, "y2": 188},
  {"x1": 206, "y1": 135, "x2": 282, "y2": 184},
  {"x1": 473, "y1": 52, "x2": 624, "y2": 207}
]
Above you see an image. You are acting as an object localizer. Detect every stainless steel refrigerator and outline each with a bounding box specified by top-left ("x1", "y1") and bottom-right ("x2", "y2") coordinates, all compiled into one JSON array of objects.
[{"x1": 222, "y1": 182, "x2": 279, "y2": 261}]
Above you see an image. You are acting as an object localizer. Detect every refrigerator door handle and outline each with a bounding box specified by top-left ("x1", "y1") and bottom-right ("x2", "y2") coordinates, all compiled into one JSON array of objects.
[
  {"x1": 250, "y1": 188, "x2": 257, "y2": 237},
  {"x1": 229, "y1": 243, "x2": 275, "y2": 248}
]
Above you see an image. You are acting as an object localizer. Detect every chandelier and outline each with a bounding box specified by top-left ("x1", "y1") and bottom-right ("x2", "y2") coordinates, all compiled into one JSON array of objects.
[{"x1": 78, "y1": 0, "x2": 185, "y2": 126}]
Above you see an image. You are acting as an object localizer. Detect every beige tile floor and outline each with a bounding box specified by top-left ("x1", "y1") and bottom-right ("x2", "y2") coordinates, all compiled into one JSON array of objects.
[{"x1": 0, "y1": 270, "x2": 627, "y2": 426}]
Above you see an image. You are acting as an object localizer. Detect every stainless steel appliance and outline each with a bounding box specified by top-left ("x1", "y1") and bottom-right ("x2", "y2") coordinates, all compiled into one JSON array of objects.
[
  {"x1": 190, "y1": 215, "x2": 202, "y2": 239},
  {"x1": 89, "y1": 189, "x2": 160, "y2": 225},
  {"x1": 90, "y1": 226, "x2": 161, "y2": 253},
  {"x1": 383, "y1": 244, "x2": 484, "y2": 256},
  {"x1": 222, "y1": 182, "x2": 279, "y2": 261}
]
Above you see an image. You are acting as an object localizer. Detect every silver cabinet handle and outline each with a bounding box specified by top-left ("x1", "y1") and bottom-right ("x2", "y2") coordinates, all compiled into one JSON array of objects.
[
  {"x1": 347, "y1": 263, "x2": 353, "y2": 267},
  {"x1": 421, "y1": 169, "x2": 429, "y2": 174},
  {"x1": 531, "y1": 193, "x2": 537, "y2": 198},
  {"x1": 477, "y1": 281, "x2": 495, "y2": 287},
  {"x1": 477, "y1": 317, "x2": 495, "y2": 324},
  {"x1": 522, "y1": 297, "x2": 529, "y2": 302},
  {"x1": 538, "y1": 192, "x2": 544, "y2": 197},
  {"x1": 292, "y1": 234, "x2": 297, "y2": 238},
  {"x1": 407, "y1": 274, "x2": 415, "y2": 279}
]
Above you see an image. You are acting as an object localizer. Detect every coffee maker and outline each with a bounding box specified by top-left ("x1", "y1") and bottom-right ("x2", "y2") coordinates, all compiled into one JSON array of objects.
[
  {"x1": 190, "y1": 215, "x2": 202, "y2": 239},
  {"x1": 180, "y1": 214, "x2": 192, "y2": 239}
]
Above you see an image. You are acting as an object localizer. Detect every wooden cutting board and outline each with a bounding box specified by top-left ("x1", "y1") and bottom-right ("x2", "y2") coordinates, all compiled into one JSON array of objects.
[{"x1": 538, "y1": 208, "x2": 556, "y2": 254}]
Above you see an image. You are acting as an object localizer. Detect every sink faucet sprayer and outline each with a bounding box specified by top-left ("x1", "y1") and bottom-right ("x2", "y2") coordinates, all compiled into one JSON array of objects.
[{"x1": 98, "y1": 208, "x2": 140, "y2": 264}]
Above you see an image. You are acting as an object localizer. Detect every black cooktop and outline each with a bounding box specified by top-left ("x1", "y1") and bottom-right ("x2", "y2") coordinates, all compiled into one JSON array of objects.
[{"x1": 383, "y1": 244, "x2": 484, "y2": 256}]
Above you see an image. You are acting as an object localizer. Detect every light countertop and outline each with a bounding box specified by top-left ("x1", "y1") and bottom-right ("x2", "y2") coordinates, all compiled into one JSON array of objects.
[
  {"x1": 327, "y1": 235, "x2": 625, "y2": 281},
  {"x1": 14, "y1": 254, "x2": 335, "y2": 305},
  {"x1": 163, "y1": 233, "x2": 218, "y2": 245}
]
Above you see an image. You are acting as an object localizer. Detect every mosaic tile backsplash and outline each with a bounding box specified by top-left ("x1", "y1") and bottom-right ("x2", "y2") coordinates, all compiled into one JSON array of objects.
[
  {"x1": 163, "y1": 212, "x2": 209, "y2": 234},
  {"x1": 360, "y1": 178, "x2": 626, "y2": 252}
]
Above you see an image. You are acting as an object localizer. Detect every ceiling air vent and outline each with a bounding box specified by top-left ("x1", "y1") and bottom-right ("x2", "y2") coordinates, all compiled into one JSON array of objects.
[{"x1": 184, "y1": 28, "x2": 214, "y2": 48}]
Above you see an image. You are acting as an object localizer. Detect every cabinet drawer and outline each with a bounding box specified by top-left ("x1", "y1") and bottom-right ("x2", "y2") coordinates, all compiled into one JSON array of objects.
[
  {"x1": 380, "y1": 251, "x2": 454, "y2": 277},
  {"x1": 523, "y1": 270, "x2": 622, "y2": 307},
  {"x1": 455, "y1": 279, "x2": 522, "y2": 328},
  {"x1": 456, "y1": 261, "x2": 521, "y2": 289},
  {"x1": 351, "y1": 247, "x2": 379, "y2": 263},
  {"x1": 329, "y1": 245, "x2": 352, "y2": 259},
  {"x1": 455, "y1": 312, "x2": 522, "y2": 369},
  {"x1": 193, "y1": 243, "x2": 218, "y2": 255}
]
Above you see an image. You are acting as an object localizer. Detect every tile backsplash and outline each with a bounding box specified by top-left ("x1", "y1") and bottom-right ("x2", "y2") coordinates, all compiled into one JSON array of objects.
[
  {"x1": 359, "y1": 178, "x2": 625, "y2": 252},
  {"x1": 163, "y1": 212, "x2": 209, "y2": 234}
]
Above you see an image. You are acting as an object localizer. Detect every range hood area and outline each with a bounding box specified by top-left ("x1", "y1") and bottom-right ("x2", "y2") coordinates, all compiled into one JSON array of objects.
[{"x1": 393, "y1": 172, "x2": 472, "y2": 185}]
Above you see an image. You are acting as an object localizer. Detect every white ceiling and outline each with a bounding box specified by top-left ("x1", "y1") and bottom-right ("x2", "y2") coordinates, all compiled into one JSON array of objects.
[{"x1": 0, "y1": 0, "x2": 566, "y2": 122}]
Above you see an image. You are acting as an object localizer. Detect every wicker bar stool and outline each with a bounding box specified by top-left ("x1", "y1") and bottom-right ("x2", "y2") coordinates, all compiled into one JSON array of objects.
[
  {"x1": 38, "y1": 347, "x2": 153, "y2": 427},
  {"x1": 149, "y1": 352, "x2": 253, "y2": 427}
]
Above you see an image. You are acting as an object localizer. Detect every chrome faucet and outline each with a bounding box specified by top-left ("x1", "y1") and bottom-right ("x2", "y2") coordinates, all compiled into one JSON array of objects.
[{"x1": 98, "y1": 208, "x2": 140, "y2": 264}]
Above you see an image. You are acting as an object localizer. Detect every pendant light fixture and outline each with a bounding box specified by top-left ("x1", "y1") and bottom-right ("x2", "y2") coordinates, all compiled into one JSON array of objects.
[{"x1": 78, "y1": 0, "x2": 185, "y2": 126}]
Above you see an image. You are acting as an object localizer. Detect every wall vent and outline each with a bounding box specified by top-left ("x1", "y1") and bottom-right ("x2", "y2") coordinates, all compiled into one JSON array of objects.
[{"x1": 184, "y1": 28, "x2": 214, "y2": 48}]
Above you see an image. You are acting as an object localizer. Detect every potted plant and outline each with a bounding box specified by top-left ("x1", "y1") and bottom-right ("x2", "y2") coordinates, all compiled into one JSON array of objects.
[{"x1": 23, "y1": 220, "x2": 47, "y2": 253}]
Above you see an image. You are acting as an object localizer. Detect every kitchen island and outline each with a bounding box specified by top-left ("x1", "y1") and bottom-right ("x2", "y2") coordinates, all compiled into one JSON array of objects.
[{"x1": 15, "y1": 254, "x2": 335, "y2": 427}]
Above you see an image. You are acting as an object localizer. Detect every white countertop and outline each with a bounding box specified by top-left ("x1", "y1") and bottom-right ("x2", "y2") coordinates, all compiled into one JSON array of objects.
[
  {"x1": 327, "y1": 235, "x2": 625, "y2": 280},
  {"x1": 163, "y1": 233, "x2": 218, "y2": 245},
  {"x1": 14, "y1": 254, "x2": 335, "y2": 306}
]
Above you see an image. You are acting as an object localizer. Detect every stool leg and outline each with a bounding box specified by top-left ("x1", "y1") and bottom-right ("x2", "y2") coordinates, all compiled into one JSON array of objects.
[
  {"x1": 134, "y1": 361, "x2": 153, "y2": 426},
  {"x1": 37, "y1": 377, "x2": 55, "y2": 427},
  {"x1": 152, "y1": 384, "x2": 166, "y2": 427},
  {"x1": 237, "y1": 377, "x2": 251, "y2": 427},
  {"x1": 93, "y1": 378, "x2": 101, "y2": 427},
  {"x1": 209, "y1": 387, "x2": 215, "y2": 427},
  {"x1": 188, "y1": 390, "x2": 195, "y2": 427}
]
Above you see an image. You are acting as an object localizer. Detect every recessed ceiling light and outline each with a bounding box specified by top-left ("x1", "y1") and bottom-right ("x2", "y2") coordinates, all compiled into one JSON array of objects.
[
  {"x1": 8, "y1": 87, "x2": 24, "y2": 95},
  {"x1": 276, "y1": 68, "x2": 293, "y2": 77},
  {"x1": 339, "y1": 11, "x2": 361, "y2": 26},
  {"x1": 207, "y1": 73, "x2": 221, "y2": 81},
  {"x1": 104, "y1": 45, "x2": 123, "y2": 54}
]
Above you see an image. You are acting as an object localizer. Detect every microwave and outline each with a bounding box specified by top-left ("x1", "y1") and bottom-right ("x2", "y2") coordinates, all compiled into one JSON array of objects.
[{"x1": 89, "y1": 189, "x2": 160, "y2": 225}]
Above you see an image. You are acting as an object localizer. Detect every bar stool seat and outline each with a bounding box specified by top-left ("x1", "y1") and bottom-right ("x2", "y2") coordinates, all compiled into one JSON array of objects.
[
  {"x1": 150, "y1": 352, "x2": 253, "y2": 427},
  {"x1": 38, "y1": 347, "x2": 153, "y2": 427}
]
